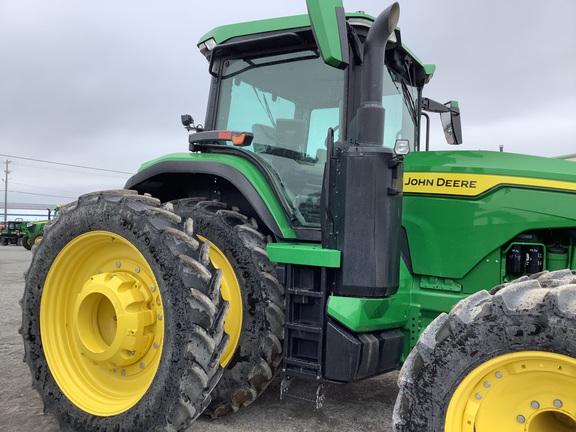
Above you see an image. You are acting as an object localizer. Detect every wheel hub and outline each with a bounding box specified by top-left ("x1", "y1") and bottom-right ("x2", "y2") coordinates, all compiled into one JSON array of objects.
[
  {"x1": 40, "y1": 231, "x2": 165, "y2": 416},
  {"x1": 73, "y1": 272, "x2": 155, "y2": 368},
  {"x1": 526, "y1": 409, "x2": 576, "y2": 431},
  {"x1": 446, "y1": 352, "x2": 576, "y2": 432}
]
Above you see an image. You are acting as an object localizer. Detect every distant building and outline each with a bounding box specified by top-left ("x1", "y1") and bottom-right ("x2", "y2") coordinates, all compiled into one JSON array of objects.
[
  {"x1": 557, "y1": 154, "x2": 576, "y2": 161},
  {"x1": 1, "y1": 202, "x2": 55, "y2": 223}
]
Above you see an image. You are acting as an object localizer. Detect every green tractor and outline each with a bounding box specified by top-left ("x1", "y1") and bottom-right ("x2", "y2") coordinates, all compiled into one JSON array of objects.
[
  {"x1": 0, "y1": 218, "x2": 27, "y2": 245},
  {"x1": 21, "y1": 206, "x2": 61, "y2": 250},
  {"x1": 21, "y1": 1, "x2": 576, "y2": 431}
]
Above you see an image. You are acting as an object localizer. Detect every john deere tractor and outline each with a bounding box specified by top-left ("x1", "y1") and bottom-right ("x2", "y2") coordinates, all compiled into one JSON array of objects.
[
  {"x1": 1, "y1": 218, "x2": 26, "y2": 246},
  {"x1": 21, "y1": 1, "x2": 576, "y2": 431},
  {"x1": 21, "y1": 206, "x2": 61, "y2": 250}
]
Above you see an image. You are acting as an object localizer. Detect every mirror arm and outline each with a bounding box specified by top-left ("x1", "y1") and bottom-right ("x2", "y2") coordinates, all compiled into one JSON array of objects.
[
  {"x1": 421, "y1": 97, "x2": 450, "y2": 114},
  {"x1": 420, "y1": 112, "x2": 431, "y2": 151}
]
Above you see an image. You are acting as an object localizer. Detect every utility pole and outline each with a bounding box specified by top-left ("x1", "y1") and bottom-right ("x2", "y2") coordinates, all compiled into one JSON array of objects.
[{"x1": 3, "y1": 159, "x2": 11, "y2": 226}]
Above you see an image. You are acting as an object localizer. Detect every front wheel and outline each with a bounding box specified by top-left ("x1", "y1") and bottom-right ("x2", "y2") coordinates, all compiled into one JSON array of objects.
[
  {"x1": 394, "y1": 270, "x2": 576, "y2": 431},
  {"x1": 22, "y1": 235, "x2": 32, "y2": 250},
  {"x1": 21, "y1": 190, "x2": 228, "y2": 432}
]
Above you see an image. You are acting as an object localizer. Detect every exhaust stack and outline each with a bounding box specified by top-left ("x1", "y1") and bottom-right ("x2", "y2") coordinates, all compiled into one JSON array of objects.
[
  {"x1": 357, "y1": 3, "x2": 400, "y2": 146},
  {"x1": 327, "y1": 3, "x2": 404, "y2": 298}
]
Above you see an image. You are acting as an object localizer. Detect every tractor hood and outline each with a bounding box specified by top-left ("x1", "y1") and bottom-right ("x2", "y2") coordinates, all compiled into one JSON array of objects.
[
  {"x1": 404, "y1": 150, "x2": 576, "y2": 198},
  {"x1": 402, "y1": 150, "x2": 576, "y2": 280}
]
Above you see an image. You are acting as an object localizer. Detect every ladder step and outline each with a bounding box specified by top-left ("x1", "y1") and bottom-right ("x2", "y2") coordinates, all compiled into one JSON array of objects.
[
  {"x1": 284, "y1": 357, "x2": 320, "y2": 370},
  {"x1": 280, "y1": 375, "x2": 327, "y2": 409},
  {"x1": 282, "y1": 264, "x2": 327, "y2": 386},
  {"x1": 287, "y1": 288, "x2": 324, "y2": 298},
  {"x1": 285, "y1": 322, "x2": 322, "y2": 333}
]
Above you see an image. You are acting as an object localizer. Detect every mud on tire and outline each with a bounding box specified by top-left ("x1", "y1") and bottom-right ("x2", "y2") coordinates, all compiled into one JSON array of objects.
[
  {"x1": 20, "y1": 190, "x2": 228, "y2": 432},
  {"x1": 393, "y1": 270, "x2": 576, "y2": 431},
  {"x1": 170, "y1": 199, "x2": 285, "y2": 417}
]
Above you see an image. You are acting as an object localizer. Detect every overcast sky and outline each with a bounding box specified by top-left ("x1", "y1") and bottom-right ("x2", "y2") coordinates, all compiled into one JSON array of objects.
[{"x1": 1, "y1": 0, "x2": 575, "y2": 212}]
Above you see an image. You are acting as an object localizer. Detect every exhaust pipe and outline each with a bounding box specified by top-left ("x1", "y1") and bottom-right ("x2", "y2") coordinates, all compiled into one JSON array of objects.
[
  {"x1": 357, "y1": 2, "x2": 400, "y2": 146},
  {"x1": 328, "y1": 3, "x2": 403, "y2": 298}
]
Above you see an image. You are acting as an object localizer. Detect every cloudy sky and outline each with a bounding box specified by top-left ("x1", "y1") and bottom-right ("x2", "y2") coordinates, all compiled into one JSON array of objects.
[{"x1": 1, "y1": 0, "x2": 575, "y2": 213}]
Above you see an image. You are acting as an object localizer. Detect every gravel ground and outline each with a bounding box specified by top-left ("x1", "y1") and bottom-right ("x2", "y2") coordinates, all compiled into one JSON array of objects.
[{"x1": 0, "y1": 245, "x2": 397, "y2": 431}]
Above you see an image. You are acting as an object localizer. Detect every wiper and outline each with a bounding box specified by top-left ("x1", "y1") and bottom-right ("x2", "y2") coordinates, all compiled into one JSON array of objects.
[
  {"x1": 252, "y1": 87, "x2": 276, "y2": 127},
  {"x1": 390, "y1": 70, "x2": 417, "y2": 124}
]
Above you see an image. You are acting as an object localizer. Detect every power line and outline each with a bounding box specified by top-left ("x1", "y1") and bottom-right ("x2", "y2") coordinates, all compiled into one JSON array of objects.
[
  {"x1": 10, "y1": 190, "x2": 76, "y2": 199},
  {"x1": 0, "y1": 153, "x2": 134, "y2": 175},
  {"x1": 10, "y1": 181, "x2": 75, "y2": 194}
]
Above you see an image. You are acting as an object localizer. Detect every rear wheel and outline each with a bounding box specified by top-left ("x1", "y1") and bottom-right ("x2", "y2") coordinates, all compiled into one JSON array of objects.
[
  {"x1": 394, "y1": 270, "x2": 576, "y2": 431},
  {"x1": 170, "y1": 199, "x2": 285, "y2": 417},
  {"x1": 21, "y1": 190, "x2": 228, "y2": 432}
]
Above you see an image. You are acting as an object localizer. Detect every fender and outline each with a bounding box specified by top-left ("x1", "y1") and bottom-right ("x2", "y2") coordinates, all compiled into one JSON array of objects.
[{"x1": 124, "y1": 152, "x2": 298, "y2": 240}]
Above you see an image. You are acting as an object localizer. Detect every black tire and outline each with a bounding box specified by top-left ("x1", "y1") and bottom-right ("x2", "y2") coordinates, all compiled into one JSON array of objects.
[
  {"x1": 20, "y1": 190, "x2": 228, "y2": 432},
  {"x1": 170, "y1": 199, "x2": 285, "y2": 417},
  {"x1": 22, "y1": 235, "x2": 32, "y2": 250},
  {"x1": 29, "y1": 232, "x2": 43, "y2": 247},
  {"x1": 1, "y1": 237, "x2": 8, "y2": 246},
  {"x1": 393, "y1": 269, "x2": 576, "y2": 431}
]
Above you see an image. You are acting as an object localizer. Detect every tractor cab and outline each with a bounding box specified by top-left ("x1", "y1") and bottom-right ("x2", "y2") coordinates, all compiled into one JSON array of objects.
[{"x1": 194, "y1": 8, "x2": 433, "y2": 230}]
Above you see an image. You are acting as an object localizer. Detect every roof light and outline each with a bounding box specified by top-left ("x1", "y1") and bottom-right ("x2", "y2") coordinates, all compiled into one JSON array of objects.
[
  {"x1": 204, "y1": 38, "x2": 217, "y2": 51},
  {"x1": 198, "y1": 38, "x2": 218, "y2": 59}
]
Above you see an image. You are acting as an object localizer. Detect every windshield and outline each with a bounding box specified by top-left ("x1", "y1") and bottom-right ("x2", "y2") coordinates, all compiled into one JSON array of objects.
[
  {"x1": 215, "y1": 50, "x2": 418, "y2": 228},
  {"x1": 216, "y1": 51, "x2": 345, "y2": 226}
]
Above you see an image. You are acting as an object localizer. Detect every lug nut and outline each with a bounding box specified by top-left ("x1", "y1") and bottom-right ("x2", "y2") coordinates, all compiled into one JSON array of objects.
[
  {"x1": 531, "y1": 401, "x2": 540, "y2": 409},
  {"x1": 554, "y1": 399, "x2": 563, "y2": 408},
  {"x1": 517, "y1": 415, "x2": 526, "y2": 424}
]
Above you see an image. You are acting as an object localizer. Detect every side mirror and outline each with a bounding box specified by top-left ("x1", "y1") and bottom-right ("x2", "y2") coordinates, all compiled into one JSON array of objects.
[
  {"x1": 440, "y1": 101, "x2": 462, "y2": 145},
  {"x1": 422, "y1": 98, "x2": 463, "y2": 146}
]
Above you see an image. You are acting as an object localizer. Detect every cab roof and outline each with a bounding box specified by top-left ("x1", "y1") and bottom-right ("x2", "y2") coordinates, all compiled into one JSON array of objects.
[
  {"x1": 198, "y1": 12, "x2": 373, "y2": 46},
  {"x1": 198, "y1": 12, "x2": 435, "y2": 86}
]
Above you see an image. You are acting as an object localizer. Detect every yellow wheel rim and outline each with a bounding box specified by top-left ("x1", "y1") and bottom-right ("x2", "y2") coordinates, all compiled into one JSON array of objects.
[
  {"x1": 40, "y1": 231, "x2": 164, "y2": 416},
  {"x1": 198, "y1": 236, "x2": 242, "y2": 367},
  {"x1": 34, "y1": 234, "x2": 43, "y2": 244},
  {"x1": 446, "y1": 351, "x2": 576, "y2": 431}
]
